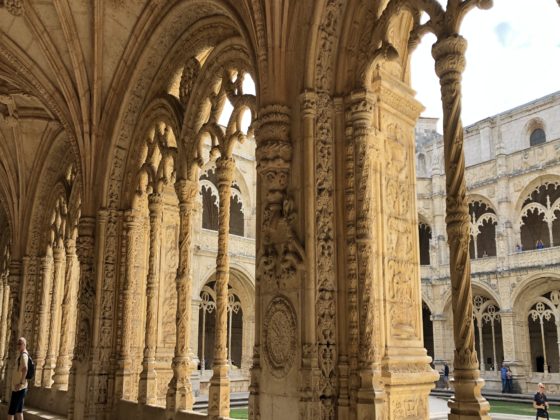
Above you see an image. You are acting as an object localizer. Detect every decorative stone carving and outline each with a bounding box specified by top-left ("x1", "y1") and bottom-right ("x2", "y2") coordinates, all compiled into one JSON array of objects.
[{"x1": 263, "y1": 296, "x2": 296, "y2": 378}]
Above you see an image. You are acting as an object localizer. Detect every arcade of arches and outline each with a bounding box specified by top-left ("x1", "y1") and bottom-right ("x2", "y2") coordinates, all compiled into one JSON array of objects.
[
  {"x1": 417, "y1": 91, "x2": 560, "y2": 395},
  {"x1": 1, "y1": 1, "x2": 559, "y2": 419}
]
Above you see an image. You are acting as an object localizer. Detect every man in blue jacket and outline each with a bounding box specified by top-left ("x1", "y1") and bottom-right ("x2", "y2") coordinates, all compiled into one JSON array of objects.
[{"x1": 500, "y1": 363, "x2": 508, "y2": 393}]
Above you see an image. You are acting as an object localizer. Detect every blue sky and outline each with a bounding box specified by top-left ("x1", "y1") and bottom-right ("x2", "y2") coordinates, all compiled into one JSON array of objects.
[{"x1": 411, "y1": 0, "x2": 560, "y2": 130}]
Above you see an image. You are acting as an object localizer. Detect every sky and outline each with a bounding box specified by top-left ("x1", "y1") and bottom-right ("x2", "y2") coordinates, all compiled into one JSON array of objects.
[{"x1": 411, "y1": 0, "x2": 560, "y2": 131}]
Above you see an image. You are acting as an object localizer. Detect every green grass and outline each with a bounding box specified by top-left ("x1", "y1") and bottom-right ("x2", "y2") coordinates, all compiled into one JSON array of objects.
[
  {"x1": 229, "y1": 407, "x2": 248, "y2": 419},
  {"x1": 488, "y1": 399, "x2": 560, "y2": 418}
]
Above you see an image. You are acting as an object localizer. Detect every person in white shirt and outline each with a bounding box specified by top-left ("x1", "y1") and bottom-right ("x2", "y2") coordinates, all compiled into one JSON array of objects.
[{"x1": 8, "y1": 337, "x2": 28, "y2": 420}]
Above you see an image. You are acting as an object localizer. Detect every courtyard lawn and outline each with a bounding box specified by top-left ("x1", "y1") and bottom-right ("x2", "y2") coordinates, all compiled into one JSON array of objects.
[
  {"x1": 230, "y1": 407, "x2": 249, "y2": 419},
  {"x1": 489, "y1": 399, "x2": 560, "y2": 418}
]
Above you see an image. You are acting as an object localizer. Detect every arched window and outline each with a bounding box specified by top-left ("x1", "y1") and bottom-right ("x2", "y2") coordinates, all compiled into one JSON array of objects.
[
  {"x1": 468, "y1": 201, "x2": 497, "y2": 259},
  {"x1": 200, "y1": 169, "x2": 245, "y2": 236},
  {"x1": 528, "y1": 291, "x2": 560, "y2": 373},
  {"x1": 530, "y1": 128, "x2": 546, "y2": 146},
  {"x1": 519, "y1": 183, "x2": 560, "y2": 250},
  {"x1": 198, "y1": 282, "x2": 243, "y2": 370},
  {"x1": 422, "y1": 302, "x2": 434, "y2": 362},
  {"x1": 418, "y1": 222, "x2": 432, "y2": 265},
  {"x1": 472, "y1": 295, "x2": 503, "y2": 373}
]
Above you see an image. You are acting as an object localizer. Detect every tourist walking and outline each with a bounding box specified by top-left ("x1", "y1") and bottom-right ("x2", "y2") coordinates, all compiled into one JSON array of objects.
[
  {"x1": 443, "y1": 362, "x2": 450, "y2": 390},
  {"x1": 534, "y1": 383, "x2": 549, "y2": 419},
  {"x1": 8, "y1": 337, "x2": 29, "y2": 420}
]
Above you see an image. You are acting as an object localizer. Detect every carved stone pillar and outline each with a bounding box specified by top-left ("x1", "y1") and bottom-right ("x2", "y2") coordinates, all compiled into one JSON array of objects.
[
  {"x1": 500, "y1": 310, "x2": 525, "y2": 378},
  {"x1": 190, "y1": 298, "x2": 201, "y2": 369},
  {"x1": 432, "y1": 35, "x2": 490, "y2": 419},
  {"x1": 348, "y1": 90, "x2": 385, "y2": 420},
  {"x1": 252, "y1": 105, "x2": 303, "y2": 419},
  {"x1": 166, "y1": 179, "x2": 196, "y2": 413},
  {"x1": 43, "y1": 245, "x2": 66, "y2": 387},
  {"x1": 241, "y1": 314, "x2": 254, "y2": 375},
  {"x1": 67, "y1": 216, "x2": 96, "y2": 420},
  {"x1": 208, "y1": 156, "x2": 235, "y2": 418},
  {"x1": 432, "y1": 314, "x2": 448, "y2": 372},
  {"x1": 3, "y1": 260, "x2": 21, "y2": 402},
  {"x1": 0, "y1": 278, "x2": 7, "y2": 375},
  {"x1": 115, "y1": 210, "x2": 142, "y2": 400},
  {"x1": 53, "y1": 238, "x2": 80, "y2": 390},
  {"x1": 139, "y1": 193, "x2": 163, "y2": 405},
  {"x1": 34, "y1": 253, "x2": 54, "y2": 386},
  {"x1": 352, "y1": 74, "x2": 438, "y2": 418}
]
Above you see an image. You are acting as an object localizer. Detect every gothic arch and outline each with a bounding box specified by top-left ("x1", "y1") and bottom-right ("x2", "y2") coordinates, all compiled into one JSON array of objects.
[
  {"x1": 100, "y1": 2, "x2": 256, "y2": 211},
  {"x1": 514, "y1": 175, "x2": 560, "y2": 218},
  {"x1": 511, "y1": 273, "x2": 560, "y2": 312},
  {"x1": 467, "y1": 196, "x2": 498, "y2": 259},
  {"x1": 515, "y1": 176, "x2": 560, "y2": 249},
  {"x1": 441, "y1": 281, "x2": 502, "y2": 314}
]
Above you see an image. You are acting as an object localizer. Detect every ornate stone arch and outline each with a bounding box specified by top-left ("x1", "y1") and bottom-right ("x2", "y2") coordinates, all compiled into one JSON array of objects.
[
  {"x1": 515, "y1": 175, "x2": 560, "y2": 249},
  {"x1": 100, "y1": 2, "x2": 256, "y2": 211},
  {"x1": 467, "y1": 195, "x2": 498, "y2": 259}
]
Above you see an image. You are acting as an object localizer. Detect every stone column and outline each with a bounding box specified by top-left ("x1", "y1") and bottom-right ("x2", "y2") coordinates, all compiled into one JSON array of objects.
[
  {"x1": 0, "y1": 278, "x2": 6, "y2": 374},
  {"x1": 432, "y1": 314, "x2": 448, "y2": 372},
  {"x1": 166, "y1": 179, "x2": 197, "y2": 413},
  {"x1": 241, "y1": 314, "x2": 254, "y2": 374},
  {"x1": 432, "y1": 35, "x2": 490, "y2": 419},
  {"x1": 190, "y1": 298, "x2": 201, "y2": 370},
  {"x1": 115, "y1": 210, "x2": 142, "y2": 400},
  {"x1": 139, "y1": 193, "x2": 163, "y2": 405},
  {"x1": 3, "y1": 260, "x2": 21, "y2": 402},
  {"x1": 53, "y1": 238, "x2": 80, "y2": 390},
  {"x1": 34, "y1": 252, "x2": 54, "y2": 386},
  {"x1": 67, "y1": 216, "x2": 96, "y2": 420},
  {"x1": 208, "y1": 156, "x2": 235, "y2": 418},
  {"x1": 43, "y1": 244, "x2": 66, "y2": 387},
  {"x1": 349, "y1": 90, "x2": 386, "y2": 419}
]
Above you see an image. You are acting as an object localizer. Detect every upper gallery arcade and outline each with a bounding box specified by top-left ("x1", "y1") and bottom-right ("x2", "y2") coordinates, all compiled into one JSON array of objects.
[{"x1": 1, "y1": 0, "x2": 556, "y2": 419}]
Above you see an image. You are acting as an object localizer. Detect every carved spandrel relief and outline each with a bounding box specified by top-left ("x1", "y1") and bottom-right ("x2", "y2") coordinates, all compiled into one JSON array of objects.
[{"x1": 263, "y1": 296, "x2": 296, "y2": 378}]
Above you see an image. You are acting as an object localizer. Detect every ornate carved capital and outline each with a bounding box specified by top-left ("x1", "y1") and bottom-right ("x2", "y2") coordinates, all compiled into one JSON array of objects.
[
  {"x1": 215, "y1": 156, "x2": 236, "y2": 188},
  {"x1": 432, "y1": 35, "x2": 467, "y2": 107},
  {"x1": 174, "y1": 179, "x2": 198, "y2": 205}
]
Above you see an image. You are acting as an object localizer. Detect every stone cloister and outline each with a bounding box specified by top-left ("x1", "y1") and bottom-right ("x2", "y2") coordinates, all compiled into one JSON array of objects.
[
  {"x1": 2, "y1": 0, "x2": 558, "y2": 419},
  {"x1": 417, "y1": 91, "x2": 560, "y2": 395}
]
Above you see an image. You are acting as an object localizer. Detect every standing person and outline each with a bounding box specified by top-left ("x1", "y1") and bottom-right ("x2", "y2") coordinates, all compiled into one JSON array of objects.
[
  {"x1": 534, "y1": 383, "x2": 549, "y2": 420},
  {"x1": 506, "y1": 367, "x2": 513, "y2": 393},
  {"x1": 443, "y1": 362, "x2": 450, "y2": 390},
  {"x1": 500, "y1": 363, "x2": 507, "y2": 393},
  {"x1": 8, "y1": 337, "x2": 29, "y2": 420}
]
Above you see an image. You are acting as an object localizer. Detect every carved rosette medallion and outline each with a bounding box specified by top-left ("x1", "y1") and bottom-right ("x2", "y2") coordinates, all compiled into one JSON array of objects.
[{"x1": 263, "y1": 296, "x2": 297, "y2": 378}]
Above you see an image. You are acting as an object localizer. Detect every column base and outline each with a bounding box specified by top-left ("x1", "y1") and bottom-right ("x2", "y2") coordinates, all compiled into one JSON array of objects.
[
  {"x1": 138, "y1": 363, "x2": 158, "y2": 405},
  {"x1": 52, "y1": 357, "x2": 70, "y2": 390},
  {"x1": 166, "y1": 358, "x2": 194, "y2": 412},
  {"x1": 42, "y1": 362, "x2": 55, "y2": 388},
  {"x1": 448, "y1": 368, "x2": 490, "y2": 419},
  {"x1": 208, "y1": 364, "x2": 230, "y2": 418}
]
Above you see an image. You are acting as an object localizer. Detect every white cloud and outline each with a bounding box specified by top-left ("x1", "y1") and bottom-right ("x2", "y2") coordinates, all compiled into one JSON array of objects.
[{"x1": 411, "y1": 0, "x2": 560, "y2": 131}]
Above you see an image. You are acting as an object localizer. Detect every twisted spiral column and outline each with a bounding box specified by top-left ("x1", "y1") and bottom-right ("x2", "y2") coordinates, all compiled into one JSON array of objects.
[
  {"x1": 166, "y1": 179, "x2": 197, "y2": 412},
  {"x1": 208, "y1": 156, "x2": 235, "y2": 418},
  {"x1": 432, "y1": 34, "x2": 490, "y2": 419},
  {"x1": 139, "y1": 193, "x2": 163, "y2": 404}
]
